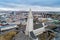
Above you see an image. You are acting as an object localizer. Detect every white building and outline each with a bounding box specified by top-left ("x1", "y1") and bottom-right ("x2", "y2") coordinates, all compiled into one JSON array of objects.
[{"x1": 25, "y1": 9, "x2": 33, "y2": 35}]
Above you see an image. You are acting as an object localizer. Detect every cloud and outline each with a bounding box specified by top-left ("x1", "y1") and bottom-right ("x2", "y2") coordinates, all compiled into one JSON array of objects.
[
  {"x1": 0, "y1": 2, "x2": 60, "y2": 11},
  {"x1": 0, "y1": 4, "x2": 60, "y2": 11},
  {"x1": 0, "y1": 0, "x2": 60, "y2": 7}
]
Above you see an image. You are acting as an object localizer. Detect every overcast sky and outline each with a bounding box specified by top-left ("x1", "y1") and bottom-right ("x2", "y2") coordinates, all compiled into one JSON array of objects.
[
  {"x1": 0, "y1": 0, "x2": 60, "y2": 7},
  {"x1": 0, "y1": 0, "x2": 60, "y2": 11}
]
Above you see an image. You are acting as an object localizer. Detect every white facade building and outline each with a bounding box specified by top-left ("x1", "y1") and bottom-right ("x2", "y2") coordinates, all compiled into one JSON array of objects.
[{"x1": 25, "y1": 9, "x2": 33, "y2": 35}]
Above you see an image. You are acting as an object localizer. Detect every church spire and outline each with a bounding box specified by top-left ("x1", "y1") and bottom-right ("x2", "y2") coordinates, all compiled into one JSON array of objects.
[
  {"x1": 25, "y1": 8, "x2": 33, "y2": 35},
  {"x1": 28, "y1": 8, "x2": 33, "y2": 19}
]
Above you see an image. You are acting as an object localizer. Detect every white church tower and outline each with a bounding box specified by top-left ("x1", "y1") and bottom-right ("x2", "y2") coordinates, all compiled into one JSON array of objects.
[{"x1": 25, "y1": 9, "x2": 33, "y2": 35}]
